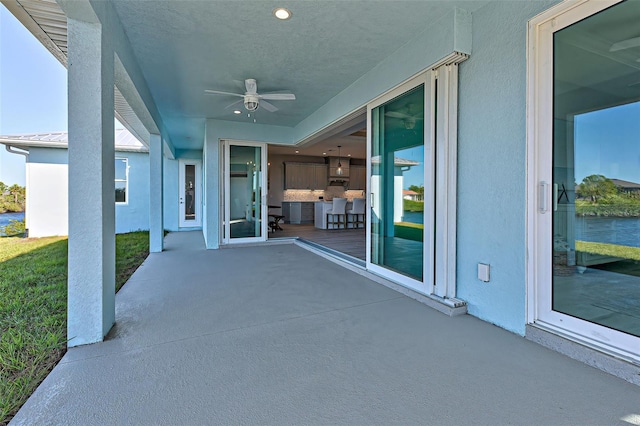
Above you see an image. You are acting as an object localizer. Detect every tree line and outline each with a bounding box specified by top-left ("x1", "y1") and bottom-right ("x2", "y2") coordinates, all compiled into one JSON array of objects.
[
  {"x1": 0, "y1": 181, "x2": 25, "y2": 213},
  {"x1": 576, "y1": 174, "x2": 640, "y2": 217}
]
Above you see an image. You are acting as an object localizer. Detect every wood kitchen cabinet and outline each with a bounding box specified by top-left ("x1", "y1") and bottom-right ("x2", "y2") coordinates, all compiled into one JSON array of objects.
[
  {"x1": 349, "y1": 165, "x2": 367, "y2": 190},
  {"x1": 284, "y1": 162, "x2": 327, "y2": 189}
]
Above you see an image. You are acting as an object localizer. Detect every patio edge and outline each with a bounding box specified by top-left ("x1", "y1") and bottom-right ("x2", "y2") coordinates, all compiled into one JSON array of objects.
[
  {"x1": 294, "y1": 239, "x2": 467, "y2": 317},
  {"x1": 525, "y1": 324, "x2": 640, "y2": 387}
]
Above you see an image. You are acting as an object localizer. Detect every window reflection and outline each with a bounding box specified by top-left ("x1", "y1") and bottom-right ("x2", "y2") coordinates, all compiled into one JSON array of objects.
[
  {"x1": 552, "y1": 0, "x2": 640, "y2": 337},
  {"x1": 371, "y1": 85, "x2": 425, "y2": 280}
]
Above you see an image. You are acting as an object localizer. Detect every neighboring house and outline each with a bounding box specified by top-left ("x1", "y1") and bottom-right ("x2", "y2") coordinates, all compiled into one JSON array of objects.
[
  {"x1": 0, "y1": 129, "x2": 150, "y2": 237},
  {"x1": 402, "y1": 190, "x2": 420, "y2": 201},
  {"x1": 3, "y1": 0, "x2": 638, "y2": 383},
  {"x1": 611, "y1": 179, "x2": 640, "y2": 195}
]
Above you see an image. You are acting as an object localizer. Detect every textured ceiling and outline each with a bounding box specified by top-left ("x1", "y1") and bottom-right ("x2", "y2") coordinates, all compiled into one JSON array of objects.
[{"x1": 109, "y1": 0, "x2": 486, "y2": 149}]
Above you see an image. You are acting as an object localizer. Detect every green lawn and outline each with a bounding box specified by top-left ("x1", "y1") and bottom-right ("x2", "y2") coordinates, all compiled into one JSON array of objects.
[
  {"x1": 394, "y1": 222, "x2": 424, "y2": 242},
  {"x1": 0, "y1": 232, "x2": 149, "y2": 424},
  {"x1": 576, "y1": 240, "x2": 640, "y2": 262}
]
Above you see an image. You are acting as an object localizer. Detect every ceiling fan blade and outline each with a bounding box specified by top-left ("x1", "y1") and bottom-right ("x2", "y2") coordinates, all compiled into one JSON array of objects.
[
  {"x1": 385, "y1": 111, "x2": 408, "y2": 119},
  {"x1": 245, "y1": 79, "x2": 258, "y2": 94},
  {"x1": 610, "y1": 36, "x2": 640, "y2": 52},
  {"x1": 260, "y1": 100, "x2": 279, "y2": 112},
  {"x1": 204, "y1": 89, "x2": 244, "y2": 97},
  {"x1": 260, "y1": 93, "x2": 296, "y2": 100},
  {"x1": 224, "y1": 99, "x2": 244, "y2": 110}
]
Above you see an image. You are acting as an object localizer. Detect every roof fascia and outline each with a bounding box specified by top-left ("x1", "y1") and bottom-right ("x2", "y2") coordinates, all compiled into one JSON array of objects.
[{"x1": 1, "y1": 0, "x2": 67, "y2": 66}]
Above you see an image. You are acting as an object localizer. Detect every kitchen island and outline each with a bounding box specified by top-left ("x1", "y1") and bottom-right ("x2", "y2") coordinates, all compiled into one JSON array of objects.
[{"x1": 315, "y1": 201, "x2": 356, "y2": 229}]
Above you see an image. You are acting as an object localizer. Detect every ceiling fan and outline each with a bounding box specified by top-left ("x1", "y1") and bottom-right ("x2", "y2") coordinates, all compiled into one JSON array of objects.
[
  {"x1": 385, "y1": 103, "x2": 424, "y2": 129},
  {"x1": 205, "y1": 78, "x2": 296, "y2": 112}
]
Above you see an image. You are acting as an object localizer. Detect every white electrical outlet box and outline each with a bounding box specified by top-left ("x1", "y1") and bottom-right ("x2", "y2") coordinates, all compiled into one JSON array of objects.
[{"x1": 478, "y1": 263, "x2": 490, "y2": 282}]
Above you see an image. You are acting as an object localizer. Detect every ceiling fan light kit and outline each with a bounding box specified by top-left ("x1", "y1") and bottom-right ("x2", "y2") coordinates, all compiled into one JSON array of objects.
[
  {"x1": 244, "y1": 94, "x2": 259, "y2": 111},
  {"x1": 205, "y1": 78, "x2": 296, "y2": 114}
]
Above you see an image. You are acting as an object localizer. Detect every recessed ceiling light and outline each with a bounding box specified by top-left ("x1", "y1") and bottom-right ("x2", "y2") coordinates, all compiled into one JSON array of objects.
[
  {"x1": 348, "y1": 154, "x2": 351, "y2": 157},
  {"x1": 295, "y1": 150, "x2": 299, "y2": 153},
  {"x1": 322, "y1": 152, "x2": 326, "y2": 155},
  {"x1": 233, "y1": 110, "x2": 241, "y2": 114},
  {"x1": 273, "y1": 7, "x2": 292, "y2": 20}
]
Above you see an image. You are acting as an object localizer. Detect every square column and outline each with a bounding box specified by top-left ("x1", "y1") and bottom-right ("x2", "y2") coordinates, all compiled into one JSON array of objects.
[
  {"x1": 67, "y1": 18, "x2": 116, "y2": 347},
  {"x1": 149, "y1": 133, "x2": 164, "y2": 252}
]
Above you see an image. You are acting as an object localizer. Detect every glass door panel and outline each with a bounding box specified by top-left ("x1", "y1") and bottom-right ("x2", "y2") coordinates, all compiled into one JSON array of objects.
[
  {"x1": 226, "y1": 143, "x2": 267, "y2": 242},
  {"x1": 179, "y1": 160, "x2": 201, "y2": 228},
  {"x1": 371, "y1": 85, "x2": 425, "y2": 282},
  {"x1": 552, "y1": 1, "x2": 640, "y2": 338}
]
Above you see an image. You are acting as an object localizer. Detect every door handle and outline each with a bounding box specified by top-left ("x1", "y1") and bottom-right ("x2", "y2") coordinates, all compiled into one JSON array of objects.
[
  {"x1": 538, "y1": 182, "x2": 548, "y2": 213},
  {"x1": 370, "y1": 193, "x2": 374, "y2": 208}
]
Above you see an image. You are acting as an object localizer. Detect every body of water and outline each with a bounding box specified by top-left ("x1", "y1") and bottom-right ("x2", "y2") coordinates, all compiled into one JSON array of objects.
[
  {"x1": 403, "y1": 211, "x2": 424, "y2": 224},
  {"x1": 0, "y1": 212, "x2": 25, "y2": 235},
  {"x1": 0, "y1": 211, "x2": 25, "y2": 227},
  {"x1": 575, "y1": 216, "x2": 640, "y2": 248}
]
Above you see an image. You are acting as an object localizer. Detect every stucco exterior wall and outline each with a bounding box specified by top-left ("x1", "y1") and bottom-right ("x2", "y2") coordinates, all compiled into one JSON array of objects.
[
  {"x1": 163, "y1": 157, "x2": 180, "y2": 232},
  {"x1": 115, "y1": 151, "x2": 149, "y2": 233},
  {"x1": 25, "y1": 147, "x2": 151, "y2": 236},
  {"x1": 455, "y1": 0, "x2": 558, "y2": 334}
]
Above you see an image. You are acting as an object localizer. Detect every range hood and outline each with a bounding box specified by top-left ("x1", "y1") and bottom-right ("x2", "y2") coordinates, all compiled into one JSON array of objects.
[{"x1": 328, "y1": 178, "x2": 348, "y2": 186}]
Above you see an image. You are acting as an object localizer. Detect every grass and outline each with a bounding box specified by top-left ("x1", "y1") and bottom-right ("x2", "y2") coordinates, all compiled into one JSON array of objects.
[
  {"x1": 576, "y1": 240, "x2": 640, "y2": 262},
  {"x1": 394, "y1": 221, "x2": 424, "y2": 242},
  {"x1": 0, "y1": 231, "x2": 150, "y2": 424},
  {"x1": 403, "y1": 199, "x2": 424, "y2": 212}
]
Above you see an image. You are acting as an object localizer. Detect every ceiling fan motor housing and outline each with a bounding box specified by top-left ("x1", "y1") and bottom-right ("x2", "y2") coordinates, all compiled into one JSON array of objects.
[{"x1": 244, "y1": 94, "x2": 259, "y2": 111}]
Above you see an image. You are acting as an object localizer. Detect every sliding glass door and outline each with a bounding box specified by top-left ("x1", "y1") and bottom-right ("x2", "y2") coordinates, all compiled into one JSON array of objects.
[
  {"x1": 223, "y1": 141, "x2": 268, "y2": 244},
  {"x1": 368, "y1": 75, "x2": 433, "y2": 293},
  {"x1": 532, "y1": 0, "x2": 640, "y2": 360}
]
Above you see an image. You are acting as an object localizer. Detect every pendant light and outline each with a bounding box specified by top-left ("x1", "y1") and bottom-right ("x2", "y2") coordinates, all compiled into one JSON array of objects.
[{"x1": 336, "y1": 145, "x2": 343, "y2": 176}]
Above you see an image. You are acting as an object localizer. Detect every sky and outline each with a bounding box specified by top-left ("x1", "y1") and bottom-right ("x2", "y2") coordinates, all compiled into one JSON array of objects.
[
  {"x1": 0, "y1": 4, "x2": 68, "y2": 186},
  {"x1": 574, "y1": 101, "x2": 640, "y2": 185}
]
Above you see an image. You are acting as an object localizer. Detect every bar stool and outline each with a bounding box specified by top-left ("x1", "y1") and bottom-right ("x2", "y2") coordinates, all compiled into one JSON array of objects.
[
  {"x1": 326, "y1": 198, "x2": 347, "y2": 230},
  {"x1": 347, "y1": 197, "x2": 366, "y2": 228}
]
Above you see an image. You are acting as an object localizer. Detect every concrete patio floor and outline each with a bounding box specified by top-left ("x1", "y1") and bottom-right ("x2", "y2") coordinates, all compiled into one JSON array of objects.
[{"x1": 11, "y1": 232, "x2": 640, "y2": 425}]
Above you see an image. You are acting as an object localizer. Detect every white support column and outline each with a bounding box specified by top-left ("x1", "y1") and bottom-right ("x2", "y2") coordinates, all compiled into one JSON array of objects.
[
  {"x1": 67, "y1": 17, "x2": 115, "y2": 347},
  {"x1": 149, "y1": 133, "x2": 164, "y2": 252}
]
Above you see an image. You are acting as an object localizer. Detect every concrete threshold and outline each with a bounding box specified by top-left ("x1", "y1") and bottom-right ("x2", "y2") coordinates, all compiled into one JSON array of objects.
[{"x1": 526, "y1": 324, "x2": 640, "y2": 386}]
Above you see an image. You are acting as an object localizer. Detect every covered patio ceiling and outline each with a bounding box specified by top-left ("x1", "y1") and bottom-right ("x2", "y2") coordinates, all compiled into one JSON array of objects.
[{"x1": 3, "y1": 0, "x2": 489, "y2": 151}]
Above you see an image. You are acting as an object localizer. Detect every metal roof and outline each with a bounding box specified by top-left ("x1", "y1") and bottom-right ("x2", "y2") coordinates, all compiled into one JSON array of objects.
[{"x1": 0, "y1": 128, "x2": 149, "y2": 152}]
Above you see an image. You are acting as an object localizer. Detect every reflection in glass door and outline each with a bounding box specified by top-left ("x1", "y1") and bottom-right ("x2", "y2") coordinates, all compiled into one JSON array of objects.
[
  {"x1": 370, "y1": 83, "x2": 427, "y2": 288},
  {"x1": 224, "y1": 142, "x2": 267, "y2": 243},
  {"x1": 550, "y1": 1, "x2": 640, "y2": 340}
]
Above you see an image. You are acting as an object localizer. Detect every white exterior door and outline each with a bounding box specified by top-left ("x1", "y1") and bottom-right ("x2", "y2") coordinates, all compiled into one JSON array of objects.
[
  {"x1": 528, "y1": 0, "x2": 639, "y2": 362},
  {"x1": 222, "y1": 140, "x2": 268, "y2": 244},
  {"x1": 179, "y1": 159, "x2": 202, "y2": 228}
]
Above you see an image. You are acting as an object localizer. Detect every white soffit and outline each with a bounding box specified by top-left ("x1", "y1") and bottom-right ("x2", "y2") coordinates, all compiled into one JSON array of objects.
[{"x1": 2, "y1": 0, "x2": 150, "y2": 146}]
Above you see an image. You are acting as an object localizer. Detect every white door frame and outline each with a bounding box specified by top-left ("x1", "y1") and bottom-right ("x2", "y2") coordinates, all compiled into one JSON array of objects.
[
  {"x1": 366, "y1": 72, "x2": 434, "y2": 295},
  {"x1": 527, "y1": 0, "x2": 639, "y2": 363},
  {"x1": 178, "y1": 159, "x2": 202, "y2": 228},
  {"x1": 222, "y1": 139, "x2": 268, "y2": 245}
]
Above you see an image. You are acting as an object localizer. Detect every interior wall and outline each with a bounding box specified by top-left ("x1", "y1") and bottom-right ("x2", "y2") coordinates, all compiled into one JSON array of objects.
[{"x1": 456, "y1": 0, "x2": 558, "y2": 334}]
